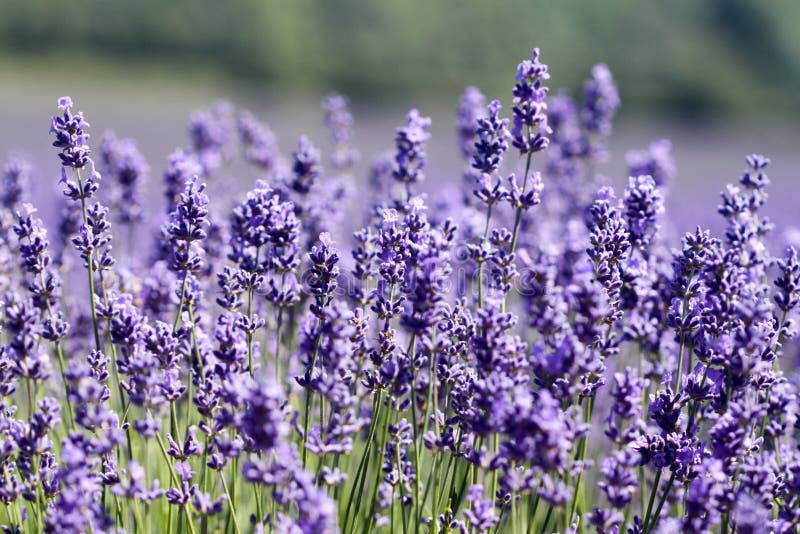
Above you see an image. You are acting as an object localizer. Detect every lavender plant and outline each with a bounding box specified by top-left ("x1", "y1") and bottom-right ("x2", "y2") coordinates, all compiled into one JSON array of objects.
[{"x1": 0, "y1": 48, "x2": 798, "y2": 534}]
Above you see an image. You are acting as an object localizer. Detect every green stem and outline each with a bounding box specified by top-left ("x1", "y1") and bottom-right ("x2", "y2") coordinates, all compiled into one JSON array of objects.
[
  {"x1": 219, "y1": 471, "x2": 241, "y2": 534},
  {"x1": 301, "y1": 332, "x2": 325, "y2": 469},
  {"x1": 395, "y1": 435, "x2": 409, "y2": 534},
  {"x1": 75, "y1": 169, "x2": 103, "y2": 352},
  {"x1": 509, "y1": 150, "x2": 534, "y2": 255},
  {"x1": 275, "y1": 306, "x2": 284, "y2": 382},
  {"x1": 364, "y1": 401, "x2": 392, "y2": 532},
  {"x1": 645, "y1": 472, "x2": 675, "y2": 533},
  {"x1": 568, "y1": 396, "x2": 594, "y2": 524},
  {"x1": 539, "y1": 503, "x2": 553, "y2": 534},
  {"x1": 173, "y1": 270, "x2": 189, "y2": 331},
  {"x1": 343, "y1": 392, "x2": 381, "y2": 531},
  {"x1": 527, "y1": 491, "x2": 540, "y2": 534},
  {"x1": 154, "y1": 430, "x2": 198, "y2": 534},
  {"x1": 477, "y1": 203, "x2": 494, "y2": 308},
  {"x1": 36, "y1": 266, "x2": 75, "y2": 429},
  {"x1": 642, "y1": 469, "x2": 662, "y2": 532},
  {"x1": 408, "y1": 334, "x2": 422, "y2": 532}
]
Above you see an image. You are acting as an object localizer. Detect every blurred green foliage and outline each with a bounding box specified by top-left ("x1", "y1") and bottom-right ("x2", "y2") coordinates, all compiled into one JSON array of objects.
[{"x1": 2, "y1": 0, "x2": 800, "y2": 116}]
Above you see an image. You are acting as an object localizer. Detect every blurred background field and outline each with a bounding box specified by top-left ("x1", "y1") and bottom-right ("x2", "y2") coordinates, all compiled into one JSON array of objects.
[{"x1": 1, "y1": 0, "x2": 799, "y2": 236}]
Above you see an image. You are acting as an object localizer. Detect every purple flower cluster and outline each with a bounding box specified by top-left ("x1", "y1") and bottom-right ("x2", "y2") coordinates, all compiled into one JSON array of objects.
[
  {"x1": 0, "y1": 48, "x2": 798, "y2": 534},
  {"x1": 100, "y1": 131, "x2": 149, "y2": 228}
]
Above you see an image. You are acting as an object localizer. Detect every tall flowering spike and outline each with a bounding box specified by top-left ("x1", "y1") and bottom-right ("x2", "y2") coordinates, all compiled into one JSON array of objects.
[
  {"x1": 463, "y1": 485, "x2": 499, "y2": 533},
  {"x1": 581, "y1": 63, "x2": 620, "y2": 136},
  {"x1": 50, "y1": 96, "x2": 91, "y2": 169},
  {"x1": 511, "y1": 48, "x2": 551, "y2": 154},
  {"x1": 305, "y1": 232, "x2": 340, "y2": 318},
  {"x1": 1, "y1": 157, "x2": 30, "y2": 211},
  {"x1": 167, "y1": 176, "x2": 210, "y2": 274},
  {"x1": 323, "y1": 93, "x2": 359, "y2": 170},
  {"x1": 50, "y1": 97, "x2": 101, "y2": 200},
  {"x1": 586, "y1": 186, "x2": 631, "y2": 322},
  {"x1": 47, "y1": 435, "x2": 110, "y2": 532},
  {"x1": 401, "y1": 203, "x2": 455, "y2": 335},
  {"x1": 237, "y1": 111, "x2": 283, "y2": 176},
  {"x1": 718, "y1": 154, "x2": 773, "y2": 271},
  {"x1": 366, "y1": 151, "x2": 393, "y2": 198},
  {"x1": 236, "y1": 379, "x2": 288, "y2": 451},
  {"x1": 457, "y1": 86, "x2": 487, "y2": 160},
  {"x1": 289, "y1": 135, "x2": 322, "y2": 195},
  {"x1": 100, "y1": 131, "x2": 149, "y2": 226},
  {"x1": 187, "y1": 101, "x2": 232, "y2": 174},
  {"x1": 65, "y1": 351, "x2": 121, "y2": 434},
  {"x1": 350, "y1": 226, "x2": 379, "y2": 307},
  {"x1": 163, "y1": 149, "x2": 203, "y2": 214},
  {"x1": 605, "y1": 369, "x2": 648, "y2": 444},
  {"x1": 392, "y1": 109, "x2": 432, "y2": 186},
  {"x1": 4, "y1": 295, "x2": 51, "y2": 380},
  {"x1": 213, "y1": 313, "x2": 247, "y2": 373},
  {"x1": 229, "y1": 180, "x2": 300, "y2": 278},
  {"x1": 295, "y1": 234, "x2": 353, "y2": 404},
  {"x1": 623, "y1": 175, "x2": 664, "y2": 251},
  {"x1": 597, "y1": 450, "x2": 639, "y2": 508},
  {"x1": 774, "y1": 246, "x2": 800, "y2": 316},
  {"x1": 472, "y1": 100, "x2": 511, "y2": 176},
  {"x1": 12, "y1": 52, "x2": 800, "y2": 534},
  {"x1": 547, "y1": 92, "x2": 580, "y2": 142},
  {"x1": 79, "y1": 202, "x2": 116, "y2": 276},
  {"x1": 13, "y1": 204, "x2": 68, "y2": 335},
  {"x1": 380, "y1": 418, "x2": 415, "y2": 495},
  {"x1": 627, "y1": 139, "x2": 675, "y2": 187},
  {"x1": 501, "y1": 387, "x2": 586, "y2": 471},
  {"x1": 742, "y1": 154, "x2": 770, "y2": 192}
]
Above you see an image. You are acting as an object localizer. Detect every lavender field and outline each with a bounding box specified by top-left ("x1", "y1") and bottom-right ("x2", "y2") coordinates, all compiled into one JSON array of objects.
[{"x1": 1, "y1": 47, "x2": 800, "y2": 534}]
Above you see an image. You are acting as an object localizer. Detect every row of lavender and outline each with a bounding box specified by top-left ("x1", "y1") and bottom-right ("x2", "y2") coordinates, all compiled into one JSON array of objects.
[{"x1": 0, "y1": 47, "x2": 798, "y2": 533}]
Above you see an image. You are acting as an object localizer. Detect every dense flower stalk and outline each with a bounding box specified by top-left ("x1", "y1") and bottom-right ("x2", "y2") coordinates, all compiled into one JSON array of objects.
[{"x1": 1, "y1": 47, "x2": 798, "y2": 534}]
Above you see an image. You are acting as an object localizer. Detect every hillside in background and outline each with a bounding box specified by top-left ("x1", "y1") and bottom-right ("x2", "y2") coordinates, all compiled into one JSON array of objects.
[{"x1": 2, "y1": 0, "x2": 800, "y2": 117}]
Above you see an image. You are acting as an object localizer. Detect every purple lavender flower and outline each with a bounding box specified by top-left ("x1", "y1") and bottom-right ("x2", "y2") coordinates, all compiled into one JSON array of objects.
[
  {"x1": 463, "y1": 485, "x2": 498, "y2": 533},
  {"x1": 14, "y1": 204, "x2": 64, "y2": 313},
  {"x1": 188, "y1": 101, "x2": 232, "y2": 174},
  {"x1": 50, "y1": 97, "x2": 92, "y2": 169},
  {"x1": 289, "y1": 136, "x2": 322, "y2": 195},
  {"x1": 65, "y1": 351, "x2": 120, "y2": 433},
  {"x1": 500, "y1": 387, "x2": 584, "y2": 471},
  {"x1": 163, "y1": 149, "x2": 203, "y2": 214},
  {"x1": 166, "y1": 461, "x2": 197, "y2": 506},
  {"x1": 623, "y1": 175, "x2": 664, "y2": 251},
  {"x1": 50, "y1": 97, "x2": 102, "y2": 201},
  {"x1": 111, "y1": 460, "x2": 164, "y2": 502},
  {"x1": 237, "y1": 111, "x2": 284, "y2": 176},
  {"x1": 16, "y1": 50, "x2": 800, "y2": 534},
  {"x1": 457, "y1": 86, "x2": 486, "y2": 160},
  {"x1": 586, "y1": 187, "x2": 631, "y2": 322},
  {"x1": 236, "y1": 379, "x2": 288, "y2": 451},
  {"x1": 46, "y1": 435, "x2": 110, "y2": 533},
  {"x1": 381, "y1": 418, "x2": 415, "y2": 495},
  {"x1": 166, "y1": 176, "x2": 210, "y2": 274},
  {"x1": 323, "y1": 93, "x2": 360, "y2": 170},
  {"x1": 472, "y1": 100, "x2": 510, "y2": 176},
  {"x1": 392, "y1": 109, "x2": 432, "y2": 188},
  {"x1": 1, "y1": 157, "x2": 30, "y2": 211},
  {"x1": 598, "y1": 450, "x2": 638, "y2": 508},
  {"x1": 511, "y1": 48, "x2": 551, "y2": 154},
  {"x1": 627, "y1": 140, "x2": 676, "y2": 187},
  {"x1": 581, "y1": 64, "x2": 620, "y2": 136},
  {"x1": 605, "y1": 368, "x2": 647, "y2": 444},
  {"x1": 588, "y1": 508, "x2": 624, "y2": 534},
  {"x1": 100, "y1": 131, "x2": 149, "y2": 226}
]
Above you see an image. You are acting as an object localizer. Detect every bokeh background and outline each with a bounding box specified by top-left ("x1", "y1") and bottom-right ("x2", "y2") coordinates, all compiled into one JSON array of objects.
[{"x1": 2, "y1": 0, "x2": 799, "y2": 235}]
